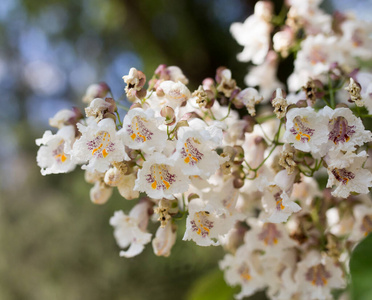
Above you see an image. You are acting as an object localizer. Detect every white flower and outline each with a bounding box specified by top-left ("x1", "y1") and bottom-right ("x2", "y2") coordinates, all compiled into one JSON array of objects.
[
  {"x1": 120, "y1": 108, "x2": 167, "y2": 153},
  {"x1": 340, "y1": 15, "x2": 372, "y2": 61},
  {"x1": 230, "y1": 1, "x2": 272, "y2": 64},
  {"x1": 134, "y1": 153, "x2": 190, "y2": 200},
  {"x1": 284, "y1": 107, "x2": 329, "y2": 157},
  {"x1": 49, "y1": 109, "x2": 77, "y2": 129},
  {"x1": 295, "y1": 251, "x2": 346, "y2": 300},
  {"x1": 326, "y1": 151, "x2": 372, "y2": 198},
  {"x1": 235, "y1": 88, "x2": 263, "y2": 116},
  {"x1": 72, "y1": 118, "x2": 128, "y2": 173},
  {"x1": 219, "y1": 245, "x2": 266, "y2": 299},
  {"x1": 349, "y1": 204, "x2": 372, "y2": 242},
  {"x1": 167, "y1": 66, "x2": 189, "y2": 85},
  {"x1": 260, "y1": 170, "x2": 301, "y2": 223},
  {"x1": 244, "y1": 220, "x2": 297, "y2": 255},
  {"x1": 82, "y1": 82, "x2": 109, "y2": 104},
  {"x1": 183, "y1": 199, "x2": 235, "y2": 246},
  {"x1": 323, "y1": 106, "x2": 372, "y2": 152},
  {"x1": 110, "y1": 202, "x2": 152, "y2": 258},
  {"x1": 158, "y1": 80, "x2": 191, "y2": 108},
  {"x1": 36, "y1": 125, "x2": 77, "y2": 175},
  {"x1": 245, "y1": 51, "x2": 284, "y2": 101},
  {"x1": 288, "y1": 34, "x2": 344, "y2": 91},
  {"x1": 172, "y1": 122, "x2": 223, "y2": 179},
  {"x1": 152, "y1": 222, "x2": 177, "y2": 257}
]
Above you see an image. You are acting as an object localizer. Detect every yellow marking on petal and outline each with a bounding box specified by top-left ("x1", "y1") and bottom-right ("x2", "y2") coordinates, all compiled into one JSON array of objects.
[
  {"x1": 151, "y1": 181, "x2": 157, "y2": 189},
  {"x1": 197, "y1": 228, "x2": 201, "y2": 235},
  {"x1": 162, "y1": 180, "x2": 170, "y2": 189},
  {"x1": 131, "y1": 133, "x2": 136, "y2": 140},
  {"x1": 61, "y1": 154, "x2": 67, "y2": 162},
  {"x1": 184, "y1": 157, "x2": 190, "y2": 164},
  {"x1": 346, "y1": 136, "x2": 350, "y2": 142},
  {"x1": 296, "y1": 133, "x2": 301, "y2": 141},
  {"x1": 303, "y1": 133, "x2": 310, "y2": 141},
  {"x1": 92, "y1": 148, "x2": 98, "y2": 155},
  {"x1": 241, "y1": 273, "x2": 251, "y2": 281},
  {"x1": 276, "y1": 200, "x2": 285, "y2": 210},
  {"x1": 102, "y1": 148, "x2": 108, "y2": 158},
  {"x1": 274, "y1": 238, "x2": 278, "y2": 244},
  {"x1": 191, "y1": 156, "x2": 198, "y2": 162}
]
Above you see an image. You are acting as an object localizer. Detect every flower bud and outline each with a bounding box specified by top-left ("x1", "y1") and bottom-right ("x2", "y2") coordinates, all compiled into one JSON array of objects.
[
  {"x1": 152, "y1": 222, "x2": 177, "y2": 257},
  {"x1": 90, "y1": 180, "x2": 113, "y2": 205},
  {"x1": 82, "y1": 82, "x2": 110, "y2": 104},
  {"x1": 160, "y1": 106, "x2": 176, "y2": 126}
]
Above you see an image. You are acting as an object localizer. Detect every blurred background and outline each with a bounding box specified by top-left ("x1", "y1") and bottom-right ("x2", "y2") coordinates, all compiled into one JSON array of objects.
[{"x1": 0, "y1": 0, "x2": 371, "y2": 299}]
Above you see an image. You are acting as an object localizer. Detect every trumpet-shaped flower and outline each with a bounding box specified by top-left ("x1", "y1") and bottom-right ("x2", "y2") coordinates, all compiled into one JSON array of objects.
[
  {"x1": 36, "y1": 125, "x2": 77, "y2": 175},
  {"x1": 72, "y1": 118, "x2": 128, "y2": 173},
  {"x1": 120, "y1": 108, "x2": 167, "y2": 153},
  {"x1": 134, "y1": 153, "x2": 190, "y2": 199}
]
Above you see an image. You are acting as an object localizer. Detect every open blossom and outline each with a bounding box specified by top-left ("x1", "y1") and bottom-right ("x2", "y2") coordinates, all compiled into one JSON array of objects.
[
  {"x1": 158, "y1": 80, "x2": 191, "y2": 108},
  {"x1": 120, "y1": 107, "x2": 167, "y2": 153},
  {"x1": 172, "y1": 121, "x2": 223, "y2": 179},
  {"x1": 284, "y1": 107, "x2": 329, "y2": 157},
  {"x1": 220, "y1": 245, "x2": 265, "y2": 299},
  {"x1": 326, "y1": 151, "x2": 372, "y2": 198},
  {"x1": 260, "y1": 170, "x2": 301, "y2": 223},
  {"x1": 49, "y1": 108, "x2": 80, "y2": 129},
  {"x1": 323, "y1": 106, "x2": 372, "y2": 152},
  {"x1": 245, "y1": 51, "x2": 284, "y2": 101},
  {"x1": 244, "y1": 220, "x2": 297, "y2": 255},
  {"x1": 134, "y1": 153, "x2": 190, "y2": 200},
  {"x1": 183, "y1": 199, "x2": 235, "y2": 246},
  {"x1": 288, "y1": 34, "x2": 344, "y2": 91},
  {"x1": 36, "y1": 125, "x2": 77, "y2": 175},
  {"x1": 295, "y1": 251, "x2": 345, "y2": 300},
  {"x1": 72, "y1": 118, "x2": 128, "y2": 172},
  {"x1": 230, "y1": 1, "x2": 272, "y2": 65},
  {"x1": 110, "y1": 202, "x2": 152, "y2": 258}
]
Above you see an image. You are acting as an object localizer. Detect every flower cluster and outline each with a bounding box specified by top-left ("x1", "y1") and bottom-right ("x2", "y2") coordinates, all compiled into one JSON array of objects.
[{"x1": 36, "y1": 0, "x2": 372, "y2": 299}]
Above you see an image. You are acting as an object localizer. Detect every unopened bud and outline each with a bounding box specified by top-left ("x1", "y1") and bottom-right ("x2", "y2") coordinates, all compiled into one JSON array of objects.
[
  {"x1": 90, "y1": 180, "x2": 112, "y2": 204},
  {"x1": 160, "y1": 106, "x2": 176, "y2": 126},
  {"x1": 152, "y1": 222, "x2": 177, "y2": 257}
]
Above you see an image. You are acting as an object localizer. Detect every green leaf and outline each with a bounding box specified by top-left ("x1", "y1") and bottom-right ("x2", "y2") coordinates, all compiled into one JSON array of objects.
[
  {"x1": 350, "y1": 233, "x2": 372, "y2": 300},
  {"x1": 186, "y1": 268, "x2": 236, "y2": 300}
]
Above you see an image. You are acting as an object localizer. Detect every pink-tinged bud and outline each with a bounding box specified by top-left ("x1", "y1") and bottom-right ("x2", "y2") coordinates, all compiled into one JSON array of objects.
[
  {"x1": 160, "y1": 106, "x2": 176, "y2": 126},
  {"x1": 103, "y1": 112, "x2": 116, "y2": 122},
  {"x1": 90, "y1": 181, "x2": 113, "y2": 205},
  {"x1": 155, "y1": 64, "x2": 169, "y2": 78},
  {"x1": 215, "y1": 66, "x2": 227, "y2": 84},
  {"x1": 152, "y1": 222, "x2": 177, "y2": 257},
  {"x1": 156, "y1": 87, "x2": 165, "y2": 97},
  {"x1": 82, "y1": 82, "x2": 110, "y2": 104},
  {"x1": 136, "y1": 88, "x2": 147, "y2": 99},
  {"x1": 202, "y1": 77, "x2": 216, "y2": 92},
  {"x1": 242, "y1": 115, "x2": 255, "y2": 133},
  {"x1": 233, "y1": 146, "x2": 245, "y2": 165},
  {"x1": 105, "y1": 97, "x2": 117, "y2": 113},
  {"x1": 130, "y1": 102, "x2": 142, "y2": 110}
]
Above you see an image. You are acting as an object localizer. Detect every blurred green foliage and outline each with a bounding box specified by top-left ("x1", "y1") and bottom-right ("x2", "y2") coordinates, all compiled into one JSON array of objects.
[{"x1": 350, "y1": 233, "x2": 372, "y2": 300}]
